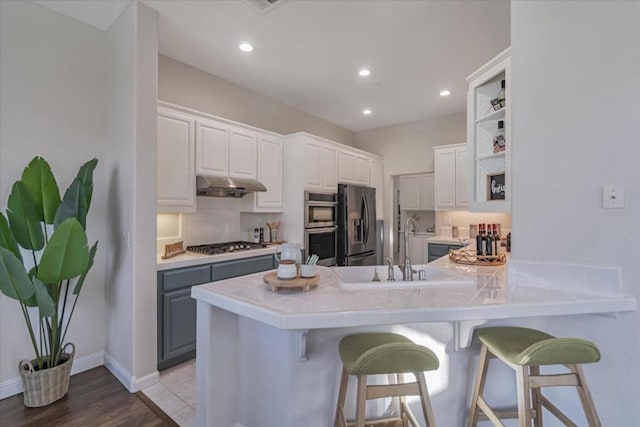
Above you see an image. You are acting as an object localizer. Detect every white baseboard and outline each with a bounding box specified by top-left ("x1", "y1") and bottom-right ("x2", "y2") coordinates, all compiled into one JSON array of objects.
[
  {"x1": 0, "y1": 351, "x2": 104, "y2": 400},
  {"x1": 103, "y1": 352, "x2": 159, "y2": 392}
]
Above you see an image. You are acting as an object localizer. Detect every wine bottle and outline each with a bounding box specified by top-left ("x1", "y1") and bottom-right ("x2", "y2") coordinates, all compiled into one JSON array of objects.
[
  {"x1": 493, "y1": 224, "x2": 501, "y2": 254},
  {"x1": 485, "y1": 224, "x2": 493, "y2": 256},
  {"x1": 476, "y1": 224, "x2": 484, "y2": 255},
  {"x1": 506, "y1": 232, "x2": 511, "y2": 253},
  {"x1": 493, "y1": 120, "x2": 506, "y2": 153},
  {"x1": 497, "y1": 79, "x2": 505, "y2": 108}
]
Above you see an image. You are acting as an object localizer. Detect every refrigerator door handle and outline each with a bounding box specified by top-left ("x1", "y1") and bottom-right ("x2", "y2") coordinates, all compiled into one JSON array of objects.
[{"x1": 363, "y1": 194, "x2": 370, "y2": 245}]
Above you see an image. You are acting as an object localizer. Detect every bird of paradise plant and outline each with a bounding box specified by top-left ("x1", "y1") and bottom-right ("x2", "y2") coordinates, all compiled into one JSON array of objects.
[{"x1": 0, "y1": 156, "x2": 98, "y2": 370}]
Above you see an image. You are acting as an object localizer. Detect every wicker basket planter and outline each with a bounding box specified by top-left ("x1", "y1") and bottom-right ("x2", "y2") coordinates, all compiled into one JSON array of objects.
[{"x1": 18, "y1": 343, "x2": 75, "y2": 407}]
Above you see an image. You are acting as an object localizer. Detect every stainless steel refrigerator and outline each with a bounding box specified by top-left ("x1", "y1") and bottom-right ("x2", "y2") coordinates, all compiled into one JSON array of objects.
[{"x1": 337, "y1": 184, "x2": 377, "y2": 266}]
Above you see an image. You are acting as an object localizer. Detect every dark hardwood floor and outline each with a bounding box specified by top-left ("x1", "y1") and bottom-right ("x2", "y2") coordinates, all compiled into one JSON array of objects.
[{"x1": 0, "y1": 367, "x2": 177, "y2": 427}]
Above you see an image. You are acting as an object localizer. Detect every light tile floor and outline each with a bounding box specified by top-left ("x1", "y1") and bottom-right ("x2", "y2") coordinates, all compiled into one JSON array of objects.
[{"x1": 143, "y1": 359, "x2": 196, "y2": 427}]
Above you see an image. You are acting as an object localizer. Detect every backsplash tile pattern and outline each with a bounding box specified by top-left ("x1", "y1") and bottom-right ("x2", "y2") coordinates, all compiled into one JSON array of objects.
[{"x1": 157, "y1": 197, "x2": 282, "y2": 253}]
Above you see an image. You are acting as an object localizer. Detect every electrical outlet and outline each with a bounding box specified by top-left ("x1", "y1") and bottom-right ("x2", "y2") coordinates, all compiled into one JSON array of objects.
[{"x1": 603, "y1": 185, "x2": 624, "y2": 209}]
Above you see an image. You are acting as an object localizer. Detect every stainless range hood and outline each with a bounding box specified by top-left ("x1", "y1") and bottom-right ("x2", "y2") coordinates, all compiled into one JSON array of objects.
[{"x1": 196, "y1": 175, "x2": 267, "y2": 198}]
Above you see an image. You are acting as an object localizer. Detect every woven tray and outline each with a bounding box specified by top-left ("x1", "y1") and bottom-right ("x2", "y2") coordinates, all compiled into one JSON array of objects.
[
  {"x1": 263, "y1": 271, "x2": 319, "y2": 292},
  {"x1": 448, "y1": 249, "x2": 506, "y2": 266}
]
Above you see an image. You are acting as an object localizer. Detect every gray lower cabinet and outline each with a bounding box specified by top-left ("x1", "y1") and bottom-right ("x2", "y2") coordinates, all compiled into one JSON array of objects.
[
  {"x1": 157, "y1": 254, "x2": 276, "y2": 370},
  {"x1": 427, "y1": 243, "x2": 463, "y2": 263}
]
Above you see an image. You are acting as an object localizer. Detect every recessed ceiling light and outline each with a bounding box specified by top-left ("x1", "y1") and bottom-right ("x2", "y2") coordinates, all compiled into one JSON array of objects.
[
  {"x1": 362, "y1": 109, "x2": 372, "y2": 115},
  {"x1": 239, "y1": 43, "x2": 254, "y2": 53},
  {"x1": 358, "y1": 69, "x2": 371, "y2": 77},
  {"x1": 439, "y1": 89, "x2": 451, "y2": 97}
]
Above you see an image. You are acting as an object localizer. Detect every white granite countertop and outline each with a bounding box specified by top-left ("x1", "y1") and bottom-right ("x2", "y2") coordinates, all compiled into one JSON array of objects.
[
  {"x1": 157, "y1": 246, "x2": 278, "y2": 271},
  {"x1": 425, "y1": 235, "x2": 473, "y2": 245},
  {"x1": 191, "y1": 255, "x2": 636, "y2": 330}
]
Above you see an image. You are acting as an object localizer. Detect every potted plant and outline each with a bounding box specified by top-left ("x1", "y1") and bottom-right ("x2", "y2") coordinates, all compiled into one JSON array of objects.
[{"x1": 0, "y1": 156, "x2": 98, "y2": 407}]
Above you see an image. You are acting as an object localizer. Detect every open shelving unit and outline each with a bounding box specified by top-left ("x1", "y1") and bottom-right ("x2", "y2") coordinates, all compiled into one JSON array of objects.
[{"x1": 466, "y1": 47, "x2": 511, "y2": 213}]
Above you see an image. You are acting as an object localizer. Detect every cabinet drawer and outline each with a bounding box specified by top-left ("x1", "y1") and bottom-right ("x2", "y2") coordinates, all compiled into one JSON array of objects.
[
  {"x1": 212, "y1": 255, "x2": 275, "y2": 281},
  {"x1": 161, "y1": 265, "x2": 212, "y2": 291}
]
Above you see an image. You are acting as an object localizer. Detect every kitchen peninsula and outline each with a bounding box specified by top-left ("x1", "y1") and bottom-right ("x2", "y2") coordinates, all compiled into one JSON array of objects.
[{"x1": 192, "y1": 257, "x2": 635, "y2": 427}]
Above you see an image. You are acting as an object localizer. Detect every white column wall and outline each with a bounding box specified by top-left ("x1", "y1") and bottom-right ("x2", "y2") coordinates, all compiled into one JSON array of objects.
[
  {"x1": 511, "y1": 1, "x2": 640, "y2": 425},
  {"x1": 104, "y1": 1, "x2": 158, "y2": 389}
]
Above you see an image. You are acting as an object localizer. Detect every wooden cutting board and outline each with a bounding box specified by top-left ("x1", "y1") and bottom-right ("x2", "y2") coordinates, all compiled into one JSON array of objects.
[{"x1": 263, "y1": 271, "x2": 319, "y2": 292}]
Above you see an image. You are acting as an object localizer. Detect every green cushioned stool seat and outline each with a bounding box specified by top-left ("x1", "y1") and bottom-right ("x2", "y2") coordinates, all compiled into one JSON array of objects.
[
  {"x1": 477, "y1": 326, "x2": 601, "y2": 366},
  {"x1": 338, "y1": 332, "x2": 440, "y2": 375},
  {"x1": 468, "y1": 327, "x2": 603, "y2": 427},
  {"x1": 335, "y1": 332, "x2": 439, "y2": 427}
]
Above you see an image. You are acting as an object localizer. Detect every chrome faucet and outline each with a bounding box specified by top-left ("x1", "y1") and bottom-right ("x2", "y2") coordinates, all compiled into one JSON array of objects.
[
  {"x1": 402, "y1": 216, "x2": 418, "y2": 281},
  {"x1": 385, "y1": 257, "x2": 395, "y2": 281}
]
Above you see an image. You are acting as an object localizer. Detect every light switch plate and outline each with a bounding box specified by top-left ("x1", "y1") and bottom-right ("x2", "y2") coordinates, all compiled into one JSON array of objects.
[{"x1": 603, "y1": 185, "x2": 624, "y2": 209}]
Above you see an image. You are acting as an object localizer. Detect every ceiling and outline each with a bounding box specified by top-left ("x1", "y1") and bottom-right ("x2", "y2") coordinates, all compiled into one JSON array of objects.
[
  {"x1": 33, "y1": 0, "x2": 130, "y2": 31},
  {"x1": 35, "y1": 0, "x2": 510, "y2": 132}
]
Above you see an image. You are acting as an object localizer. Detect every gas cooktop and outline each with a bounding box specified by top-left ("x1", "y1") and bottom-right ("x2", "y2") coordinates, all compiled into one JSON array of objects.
[{"x1": 186, "y1": 241, "x2": 267, "y2": 255}]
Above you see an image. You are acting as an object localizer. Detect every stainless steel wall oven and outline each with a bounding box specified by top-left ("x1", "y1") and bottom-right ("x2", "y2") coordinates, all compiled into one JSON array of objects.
[{"x1": 304, "y1": 191, "x2": 338, "y2": 266}]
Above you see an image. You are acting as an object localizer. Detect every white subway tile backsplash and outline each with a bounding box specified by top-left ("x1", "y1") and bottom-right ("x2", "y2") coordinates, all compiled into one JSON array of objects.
[{"x1": 156, "y1": 197, "x2": 282, "y2": 253}]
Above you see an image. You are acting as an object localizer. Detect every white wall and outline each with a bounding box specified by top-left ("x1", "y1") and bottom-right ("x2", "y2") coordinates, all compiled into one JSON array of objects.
[
  {"x1": 105, "y1": 1, "x2": 159, "y2": 390},
  {"x1": 511, "y1": 1, "x2": 640, "y2": 424},
  {"x1": 0, "y1": 1, "x2": 107, "y2": 385},
  {"x1": 158, "y1": 54, "x2": 355, "y2": 146},
  {"x1": 354, "y1": 113, "x2": 467, "y2": 258}
]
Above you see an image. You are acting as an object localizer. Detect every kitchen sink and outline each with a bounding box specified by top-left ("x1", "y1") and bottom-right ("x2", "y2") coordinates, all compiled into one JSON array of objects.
[{"x1": 331, "y1": 265, "x2": 474, "y2": 290}]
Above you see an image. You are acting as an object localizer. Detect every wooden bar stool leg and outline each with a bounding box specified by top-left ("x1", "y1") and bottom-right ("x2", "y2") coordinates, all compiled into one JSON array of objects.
[
  {"x1": 468, "y1": 344, "x2": 490, "y2": 427},
  {"x1": 355, "y1": 375, "x2": 367, "y2": 427},
  {"x1": 569, "y1": 364, "x2": 602, "y2": 427},
  {"x1": 416, "y1": 371, "x2": 436, "y2": 427},
  {"x1": 335, "y1": 368, "x2": 349, "y2": 427},
  {"x1": 516, "y1": 365, "x2": 532, "y2": 427},
  {"x1": 529, "y1": 365, "x2": 543, "y2": 427}
]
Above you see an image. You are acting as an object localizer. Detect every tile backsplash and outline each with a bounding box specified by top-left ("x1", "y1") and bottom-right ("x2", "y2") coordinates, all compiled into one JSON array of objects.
[{"x1": 156, "y1": 197, "x2": 282, "y2": 253}]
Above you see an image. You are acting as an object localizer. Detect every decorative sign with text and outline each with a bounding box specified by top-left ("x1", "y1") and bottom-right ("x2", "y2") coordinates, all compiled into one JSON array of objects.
[{"x1": 488, "y1": 173, "x2": 506, "y2": 200}]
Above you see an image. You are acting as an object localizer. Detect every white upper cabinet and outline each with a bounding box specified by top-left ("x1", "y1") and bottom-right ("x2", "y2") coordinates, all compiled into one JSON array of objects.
[
  {"x1": 229, "y1": 126, "x2": 257, "y2": 180},
  {"x1": 196, "y1": 119, "x2": 257, "y2": 180},
  {"x1": 157, "y1": 107, "x2": 196, "y2": 213},
  {"x1": 354, "y1": 154, "x2": 370, "y2": 186},
  {"x1": 370, "y1": 158, "x2": 384, "y2": 219},
  {"x1": 242, "y1": 133, "x2": 284, "y2": 212},
  {"x1": 399, "y1": 173, "x2": 434, "y2": 211},
  {"x1": 339, "y1": 148, "x2": 371, "y2": 186},
  {"x1": 467, "y1": 47, "x2": 511, "y2": 213},
  {"x1": 338, "y1": 149, "x2": 356, "y2": 183},
  {"x1": 419, "y1": 174, "x2": 435, "y2": 210},
  {"x1": 321, "y1": 144, "x2": 338, "y2": 191},
  {"x1": 399, "y1": 175, "x2": 421, "y2": 210},
  {"x1": 304, "y1": 140, "x2": 323, "y2": 189},
  {"x1": 434, "y1": 143, "x2": 467, "y2": 210},
  {"x1": 195, "y1": 118, "x2": 229, "y2": 176}
]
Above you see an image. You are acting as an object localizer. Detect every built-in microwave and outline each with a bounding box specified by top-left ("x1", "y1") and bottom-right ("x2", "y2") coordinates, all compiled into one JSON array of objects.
[{"x1": 304, "y1": 191, "x2": 337, "y2": 228}]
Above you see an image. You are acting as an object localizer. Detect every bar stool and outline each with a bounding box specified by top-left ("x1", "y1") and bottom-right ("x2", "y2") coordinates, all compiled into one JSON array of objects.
[
  {"x1": 468, "y1": 326, "x2": 602, "y2": 427},
  {"x1": 335, "y1": 332, "x2": 439, "y2": 427}
]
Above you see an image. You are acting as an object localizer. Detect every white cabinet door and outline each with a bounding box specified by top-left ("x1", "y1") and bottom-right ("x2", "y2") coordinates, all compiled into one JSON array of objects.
[
  {"x1": 304, "y1": 141, "x2": 323, "y2": 190},
  {"x1": 229, "y1": 126, "x2": 257, "y2": 179},
  {"x1": 338, "y1": 149, "x2": 355, "y2": 183},
  {"x1": 256, "y1": 134, "x2": 283, "y2": 209},
  {"x1": 434, "y1": 147, "x2": 456, "y2": 209},
  {"x1": 409, "y1": 235, "x2": 423, "y2": 265},
  {"x1": 370, "y1": 158, "x2": 384, "y2": 219},
  {"x1": 419, "y1": 174, "x2": 435, "y2": 210},
  {"x1": 455, "y1": 147, "x2": 468, "y2": 207},
  {"x1": 196, "y1": 119, "x2": 229, "y2": 176},
  {"x1": 399, "y1": 175, "x2": 421, "y2": 210},
  {"x1": 322, "y1": 144, "x2": 338, "y2": 192},
  {"x1": 157, "y1": 108, "x2": 196, "y2": 212},
  {"x1": 354, "y1": 155, "x2": 370, "y2": 186}
]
